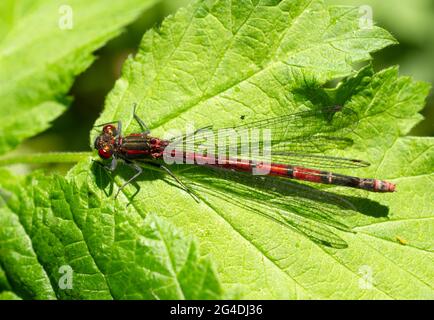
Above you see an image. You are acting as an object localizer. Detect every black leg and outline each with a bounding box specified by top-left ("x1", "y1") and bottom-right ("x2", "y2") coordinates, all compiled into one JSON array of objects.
[
  {"x1": 160, "y1": 165, "x2": 200, "y2": 203},
  {"x1": 92, "y1": 158, "x2": 116, "y2": 172},
  {"x1": 133, "y1": 103, "x2": 150, "y2": 134},
  {"x1": 115, "y1": 162, "x2": 143, "y2": 199}
]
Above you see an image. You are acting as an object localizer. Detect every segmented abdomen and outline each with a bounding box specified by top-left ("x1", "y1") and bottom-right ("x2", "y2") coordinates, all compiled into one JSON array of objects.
[{"x1": 192, "y1": 155, "x2": 396, "y2": 193}]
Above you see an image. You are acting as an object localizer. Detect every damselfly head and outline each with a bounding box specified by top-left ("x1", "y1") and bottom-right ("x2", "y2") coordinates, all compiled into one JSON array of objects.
[
  {"x1": 94, "y1": 134, "x2": 115, "y2": 160},
  {"x1": 93, "y1": 124, "x2": 118, "y2": 159}
]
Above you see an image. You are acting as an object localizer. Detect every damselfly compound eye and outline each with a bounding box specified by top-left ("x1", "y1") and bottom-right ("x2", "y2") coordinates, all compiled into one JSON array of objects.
[
  {"x1": 103, "y1": 125, "x2": 117, "y2": 136},
  {"x1": 98, "y1": 147, "x2": 112, "y2": 159}
]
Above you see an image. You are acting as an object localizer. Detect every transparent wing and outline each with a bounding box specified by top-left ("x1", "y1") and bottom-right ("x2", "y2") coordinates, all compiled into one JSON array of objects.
[
  {"x1": 170, "y1": 106, "x2": 368, "y2": 170},
  {"x1": 229, "y1": 105, "x2": 358, "y2": 142},
  {"x1": 179, "y1": 166, "x2": 359, "y2": 248}
]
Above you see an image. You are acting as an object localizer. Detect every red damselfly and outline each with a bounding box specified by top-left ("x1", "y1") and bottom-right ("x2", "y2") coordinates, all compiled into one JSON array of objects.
[{"x1": 93, "y1": 104, "x2": 396, "y2": 200}]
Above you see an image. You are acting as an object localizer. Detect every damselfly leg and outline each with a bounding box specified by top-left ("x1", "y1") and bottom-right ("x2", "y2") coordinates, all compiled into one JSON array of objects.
[
  {"x1": 92, "y1": 157, "x2": 118, "y2": 172},
  {"x1": 114, "y1": 161, "x2": 143, "y2": 199},
  {"x1": 133, "y1": 103, "x2": 150, "y2": 134},
  {"x1": 159, "y1": 164, "x2": 200, "y2": 203}
]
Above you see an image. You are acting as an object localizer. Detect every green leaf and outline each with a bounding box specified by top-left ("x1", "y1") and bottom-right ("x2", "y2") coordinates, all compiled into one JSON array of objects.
[
  {"x1": 0, "y1": 0, "x2": 160, "y2": 155},
  {"x1": 0, "y1": 193, "x2": 56, "y2": 299},
  {"x1": 330, "y1": 0, "x2": 434, "y2": 95},
  {"x1": 0, "y1": 291, "x2": 21, "y2": 300},
  {"x1": 81, "y1": 0, "x2": 432, "y2": 299},
  {"x1": 0, "y1": 171, "x2": 224, "y2": 299}
]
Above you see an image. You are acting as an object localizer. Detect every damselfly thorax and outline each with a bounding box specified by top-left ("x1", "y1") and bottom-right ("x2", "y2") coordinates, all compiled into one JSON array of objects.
[{"x1": 94, "y1": 128, "x2": 169, "y2": 161}]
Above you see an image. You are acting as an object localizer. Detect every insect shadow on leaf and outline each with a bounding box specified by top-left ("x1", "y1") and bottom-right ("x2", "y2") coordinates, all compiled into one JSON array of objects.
[{"x1": 178, "y1": 165, "x2": 390, "y2": 248}]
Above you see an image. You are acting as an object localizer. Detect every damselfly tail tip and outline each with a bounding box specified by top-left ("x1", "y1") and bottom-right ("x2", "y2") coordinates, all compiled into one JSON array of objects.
[{"x1": 382, "y1": 180, "x2": 396, "y2": 192}]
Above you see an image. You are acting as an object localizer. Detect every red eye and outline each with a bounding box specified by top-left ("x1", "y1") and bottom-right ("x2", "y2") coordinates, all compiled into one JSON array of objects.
[
  {"x1": 103, "y1": 125, "x2": 117, "y2": 136},
  {"x1": 98, "y1": 148, "x2": 112, "y2": 159}
]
